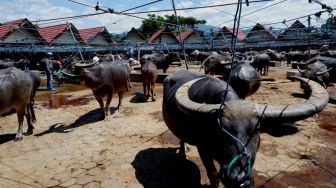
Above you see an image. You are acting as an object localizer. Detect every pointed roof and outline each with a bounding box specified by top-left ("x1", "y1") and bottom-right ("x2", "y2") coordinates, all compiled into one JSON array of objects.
[
  {"x1": 177, "y1": 28, "x2": 193, "y2": 42},
  {"x1": 245, "y1": 23, "x2": 276, "y2": 40},
  {"x1": 0, "y1": 18, "x2": 44, "y2": 42},
  {"x1": 215, "y1": 26, "x2": 245, "y2": 40},
  {"x1": 148, "y1": 27, "x2": 178, "y2": 44},
  {"x1": 289, "y1": 20, "x2": 306, "y2": 30},
  {"x1": 38, "y1": 23, "x2": 82, "y2": 44},
  {"x1": 78, "y1": 26, "x2": 112, "y2": 43},
  {"x1": 127, "y1": 27, "x2": 145, "y2": 40}
]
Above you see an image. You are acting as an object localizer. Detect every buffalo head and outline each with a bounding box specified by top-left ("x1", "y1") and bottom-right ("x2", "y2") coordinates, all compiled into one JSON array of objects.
[
  {"x1": 163, "y1": 70, "x2": 328, "y2": 188},
  {"x1": 297, "y1": 62, "x2": 332, "y2": 90}
]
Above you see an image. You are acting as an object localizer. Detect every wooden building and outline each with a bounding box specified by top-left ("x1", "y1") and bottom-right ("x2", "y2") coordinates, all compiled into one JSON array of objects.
[
  {"x1": 243, "y1": 23, "x2": 276, "y2": 43},
  {"x1": 124, "y1": 27, "x2": 146, "y2": 45},
  {"x1": 213, "y1": 26, "x2": 245, "y2": 45},
  {"x1": 277, "y1": 20, "x2": 309, "y2": 41},
  {"x1": 148, "y1": 27, "x2": 179, "y2": 45},
  {"x1": 38, "y1": 23, "x2": 83, "y2": 45},
  {"x1": 78, "y1": 26, "x2": 112, "y2": 45},
  {"x1": 0, "y1": 18, "x2": 45, "y2": 44},
  {"x1": 177, "y1": 28, "x2": 206, "y2": 44}
]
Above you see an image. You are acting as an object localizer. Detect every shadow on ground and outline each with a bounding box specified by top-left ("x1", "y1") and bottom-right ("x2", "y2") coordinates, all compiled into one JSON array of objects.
[
  {"x1": 34, "y1": 108, "x2": 103, "y2": 137},
  {"x1": 0, "y1": 133, "x2": 16, "y2": 145},
  {"x1": 132, "y1": 147, "x2": 203, "y2": 188},
  {"x1": 261, "y1": 123, "x2": 298, "y2": 137},
  {"x1": 130, "y1": 92, "x2": 147, "y2": 103}
]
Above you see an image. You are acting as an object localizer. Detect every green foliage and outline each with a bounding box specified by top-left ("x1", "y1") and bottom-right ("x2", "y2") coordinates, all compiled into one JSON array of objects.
[{"x1": 138, "y1": 14, "x2": 206, "y2": 37}]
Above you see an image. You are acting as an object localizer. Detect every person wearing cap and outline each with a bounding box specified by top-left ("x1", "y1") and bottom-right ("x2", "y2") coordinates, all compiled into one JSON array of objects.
[{"x1": 41, "y1": 52, "x2": 55, "y2": 91}]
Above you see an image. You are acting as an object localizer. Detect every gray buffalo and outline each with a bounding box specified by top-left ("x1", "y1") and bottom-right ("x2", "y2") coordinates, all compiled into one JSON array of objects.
[
  {"x1": 298, "y1": 61, "x2": 332, "y2": 90},
  {"x1": 79, "y1": 62, "x2": 130, "y2": 120},
  {"x1": 141, "y1": 61, "x2": 158, "y2": 101},
  {"x1": 249, "y1": 53, "x2": 270, "y2": 76},
  {"x1": 200, "y1": 54, "x2": 261, "y2": 99},
  {"x1": 140, "y1": 52, "x2": 181, "y2": 73},
  {"x1": 163, "y1": 70, "x2": 328, "y2": 188},
  {"x1": 0, "y1": 68, "x2": 36, "y2": 141}
]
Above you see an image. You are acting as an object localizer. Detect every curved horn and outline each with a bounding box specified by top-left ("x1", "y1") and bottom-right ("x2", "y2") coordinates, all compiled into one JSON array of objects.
[
  {"x1": 75, "y1": 61, "x2": 98, "y2": 68},
  {"x1": 255, "y1": 76, "x2": 329, "y2": 123},
  {"x1": 314, "y1": 67, "x2": 333, "y2": 76},
  {"x1": 201, "y1": 55, "x2": 211, "y2": 68},
  {"x1": 297, "y1": 65, "x2": 305, "y2": 74},
  {"x1": 175, "y1": 77, "x2": 222, "y2": 114},
  {"x1": 219, "y1": 60, "x2": 232, "y2": 65},
  {"x1": 60, "y1": 70, "x2": 80, "y2": 77}
]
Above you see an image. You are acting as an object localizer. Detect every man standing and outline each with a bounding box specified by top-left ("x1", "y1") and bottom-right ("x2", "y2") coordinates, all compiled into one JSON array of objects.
[{"x1": 41, "y1": 52, "x2": 55, "y2": 91}]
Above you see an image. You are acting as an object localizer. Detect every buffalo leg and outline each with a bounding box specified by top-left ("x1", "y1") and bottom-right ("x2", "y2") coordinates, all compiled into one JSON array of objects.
[
  {"x1": 96, "y1": 97, "x2": 105, "y2": 120},
  {"x1": 143, "y1": 82, "x2": 147, "y2": 101},
  {"x1": 116, "y1": 92, "x2": 123, "y2": 111},
  {"x1": 178, "y1": 141, "x2": 187, "y2": 159},
  {"x1": 197, "y1": 145, "x2": 219, "y2": 188},
  {"x1": 24, "y1": 105, "x2": 34, "y2": 135},
  {"x1": 151, "y1": 82, "x2": 156, "y2": 101},
  {"x1": 15, "y1": 105, "x2": 26, "y2": 141},
  {"x1": 105, "y1": 94, "x2": 112, "y2": 118}
]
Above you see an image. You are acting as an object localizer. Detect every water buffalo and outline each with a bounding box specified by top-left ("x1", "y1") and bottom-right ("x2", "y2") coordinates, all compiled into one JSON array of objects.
[
  {"x1": 298, "y1": 59, "x2": 333, "y2": 91},
  {"x1": 140, "y1": 52, "x2": 181, "y2": 73},
  {"x1": 0, "y1": 68, "x2": 36, "y2": 141},
  {"x1": 141, "y1": 61, "x2": 158, "y2": 101},
  {"x1": 162, "y1": 70, "x2": 328, "y2": 188},
  {"x1": 250, "y1": 53, "x2": 270, "y2": 76},
  {"x1": 190, "y1": 50, "x2": 218, "y2": 64},
  {"x1": 80, "y1": 62, "x2": 130, "y2": 120}
]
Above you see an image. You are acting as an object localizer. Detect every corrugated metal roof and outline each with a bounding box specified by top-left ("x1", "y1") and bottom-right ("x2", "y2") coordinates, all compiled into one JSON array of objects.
[
  {"x1": 0, "y1": 18, "x2": 28, "y2": 39},
  {"x1": 176, "y1": 28, "x2": 193, "y2": 42},
  {"x1": 148, "y1": 28, "x2": 165, "y2": 44},
  {"x1": 127, "y1": 27, "x2": 145, "y2": 40},
  {"x1": 217, "y1": 26, "x2": 245, "y2": 41},
  {"x1": 245, "y1": 23, "x2": 276, "y2": 40},
  {"x1": 78, "y1": 26, "x2": 111, "y2": 43},
  {"x1": 38, "y1": 23, "x2": 71, "y2": 43}
]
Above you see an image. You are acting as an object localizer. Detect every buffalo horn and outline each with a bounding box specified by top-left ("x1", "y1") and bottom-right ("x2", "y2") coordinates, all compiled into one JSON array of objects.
[
  {"x1": 201, "y1": 56, "x2": 211, "y2": 68},
  {"x1": 255, "y1": 76, "x2": 329, "y2": 123},
  {"x1": 175, "y1": 77, "x2": 222, "y2": 114},
  {"x1": 75, "y1": 61, "x2": 98, "y2": 68},
  {"x1": 60, "y1": 70, "x2": 80, "y2": 77},
  {"x1": 175, "y1": 76, "x2": 328, "y2": 124},
  {"x1": 297, "y1": 65, "x2": 305, "y2": 73},
  {"x1": 314, "y1": 68, "x2": 333, "y2": 76}
]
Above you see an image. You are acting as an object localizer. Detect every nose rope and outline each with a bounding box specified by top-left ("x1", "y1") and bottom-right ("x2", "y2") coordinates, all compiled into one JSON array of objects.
[{"x1": 216, "y1": 117, "x2": 251, "y2": 178}]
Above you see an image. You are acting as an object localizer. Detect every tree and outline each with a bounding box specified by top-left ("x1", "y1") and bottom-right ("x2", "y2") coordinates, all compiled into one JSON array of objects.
[{"x1": 139, "y1": 14, "x2": 206, "y2": 37}]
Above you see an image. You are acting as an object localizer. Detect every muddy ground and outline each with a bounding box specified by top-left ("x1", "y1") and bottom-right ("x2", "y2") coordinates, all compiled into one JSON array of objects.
[{"x1": 0, "y1": 64, "x2": 335, "y2": 188}]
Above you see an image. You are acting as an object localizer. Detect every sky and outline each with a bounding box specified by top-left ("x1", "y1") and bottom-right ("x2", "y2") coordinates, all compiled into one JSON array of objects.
[{"x1": 0, "y1": 0, "x2": 335, "y2": 34}]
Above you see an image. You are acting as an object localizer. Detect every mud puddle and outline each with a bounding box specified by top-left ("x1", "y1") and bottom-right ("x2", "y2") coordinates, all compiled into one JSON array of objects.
[
  {"x1": 36, "y1": 93, "x2": 93, "y2": 109},
  {"x1": 318, "y1": 111, "x2": 336, "y2": 132}
]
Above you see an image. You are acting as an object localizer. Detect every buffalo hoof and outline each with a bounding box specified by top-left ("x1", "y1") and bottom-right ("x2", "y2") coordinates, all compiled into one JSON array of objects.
[
  {"x1": 24, "y1": 129, "x2": 33, "y2": 136},
  {"x1": 14, "y1": 136, "x2": 23, "y2": 141},
  {"x1": 152, "y1": 98, "x2": 156, "y2": 102}
]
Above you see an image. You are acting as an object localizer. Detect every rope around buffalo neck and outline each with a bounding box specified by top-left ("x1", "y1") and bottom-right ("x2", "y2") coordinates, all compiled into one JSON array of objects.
[{"x1": 216, "y1": 0, "x2": 252, "y2": 179}]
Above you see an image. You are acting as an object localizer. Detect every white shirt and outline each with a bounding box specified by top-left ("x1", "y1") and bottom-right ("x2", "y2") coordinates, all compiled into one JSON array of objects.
[{"x1": 93, "y1": 56, "x2": 99, "y2": 63}]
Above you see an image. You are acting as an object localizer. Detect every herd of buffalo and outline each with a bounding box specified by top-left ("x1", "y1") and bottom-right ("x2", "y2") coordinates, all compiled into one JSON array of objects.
[{"x1": 0, "y1": 45, "x2": 335, "y2": 187}]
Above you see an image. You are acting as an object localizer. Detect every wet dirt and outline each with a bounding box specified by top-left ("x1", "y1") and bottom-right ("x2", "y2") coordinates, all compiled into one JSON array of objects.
[
  {"x1": 158, "y1": 132, "x2": 180, "y2": 145},
  {"x1": 36, "y1": 93, "x2": 93, "y2": 109},
  {"x1": 0, "y1": 65, "x2": 335, "y2": 188}
]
